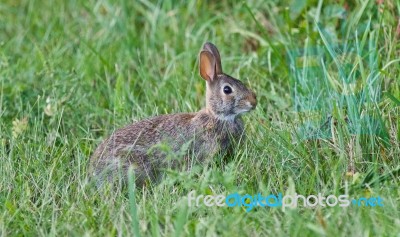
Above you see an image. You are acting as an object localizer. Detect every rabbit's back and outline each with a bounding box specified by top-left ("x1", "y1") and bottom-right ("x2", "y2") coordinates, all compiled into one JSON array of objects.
[{"x1": 90, "y1": 111, "x2": 244, "y2": 185}]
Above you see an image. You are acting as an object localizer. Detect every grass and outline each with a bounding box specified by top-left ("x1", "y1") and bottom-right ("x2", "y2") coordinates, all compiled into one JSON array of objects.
[{"x1": 1, "y1": 0, "x2": 400, "y2": 236}]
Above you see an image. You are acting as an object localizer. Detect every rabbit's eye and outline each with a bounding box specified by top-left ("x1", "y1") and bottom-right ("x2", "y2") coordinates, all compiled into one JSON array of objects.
[{"x1": 223, "y1": 86, "x2": 232, "y2": 94}]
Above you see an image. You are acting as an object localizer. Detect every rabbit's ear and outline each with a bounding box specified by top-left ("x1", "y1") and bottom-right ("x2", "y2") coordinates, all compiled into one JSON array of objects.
[
  {"x1": 200, "y1": 50, "x2": 216, "y2": 81},
  {"x1": 203, "y1": 42, "x2": 222, "y2": 74}
]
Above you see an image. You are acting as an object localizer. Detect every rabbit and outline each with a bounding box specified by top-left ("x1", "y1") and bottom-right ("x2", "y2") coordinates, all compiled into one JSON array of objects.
[{"x1": 90, "y1": 42, "x2": 257, "y2": 187}]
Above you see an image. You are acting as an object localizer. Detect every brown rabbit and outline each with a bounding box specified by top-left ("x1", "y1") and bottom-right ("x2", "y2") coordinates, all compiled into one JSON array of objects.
[{"x1": 90, "y1": 42, "x2": 257, "y2": 186}]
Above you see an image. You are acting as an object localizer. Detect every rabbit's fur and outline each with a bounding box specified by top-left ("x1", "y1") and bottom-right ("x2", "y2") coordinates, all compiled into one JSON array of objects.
[{"x1": 90, "y1": 42, "x2": 257, "y2": 186}]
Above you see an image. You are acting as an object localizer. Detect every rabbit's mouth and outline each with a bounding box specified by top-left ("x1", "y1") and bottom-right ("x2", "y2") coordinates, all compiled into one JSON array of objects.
[{"x1": 234, "y1": 101, "x2": 256, "y2": 114}]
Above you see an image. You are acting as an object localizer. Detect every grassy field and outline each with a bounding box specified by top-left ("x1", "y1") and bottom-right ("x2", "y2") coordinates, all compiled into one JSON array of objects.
[{"x1": 1, "y1": 0, "x2": 400, "y2": 236}]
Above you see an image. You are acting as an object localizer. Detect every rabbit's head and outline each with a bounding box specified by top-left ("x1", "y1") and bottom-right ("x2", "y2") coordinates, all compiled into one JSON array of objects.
[{"x1": 199, "y1": 42, "x2": 257, "y2": 121}]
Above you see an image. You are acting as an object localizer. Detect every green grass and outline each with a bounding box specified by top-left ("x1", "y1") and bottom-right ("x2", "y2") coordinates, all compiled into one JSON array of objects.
[{"x1": 1, "y1": 0, "x2": 400, "y2": 236}]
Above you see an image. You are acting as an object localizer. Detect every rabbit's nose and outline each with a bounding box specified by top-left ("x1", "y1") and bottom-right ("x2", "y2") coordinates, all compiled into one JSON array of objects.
[{"x1": 247, "y1": 92, "x2": 257, "y2": 108}]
